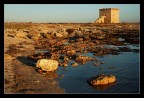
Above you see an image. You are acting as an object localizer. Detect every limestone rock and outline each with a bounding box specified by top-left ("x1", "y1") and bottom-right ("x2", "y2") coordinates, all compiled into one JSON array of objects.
[
  {"x1": 66, "y1": 50, "x2": 76, "y2": 55},
  {"x1": 71, "y1": 62, "x2": 78, "y2": 67},
  {"x1": 31, "y1": 35, "x2": 40, "y2": 41},
  {"x1": 36, "y1": 59, "x2": 58, "y2": 71},
  {"x1": 60, "y1": 32, "x2": 68, "y2": 37},
  {"x1": 55, "y1": 33, "x2": 63, "y2": 38},
  {"x1": 76, "y1": 55, "x2": 93, "y2": 62},
  {"x1": 4, "y1": 54, "x2": 12, "y2": 61},
  {"x1": 15, "y1": 32, "x2": 28, "y2": 39},
  {"x1": 89, "y1": 74, "x2": 116, "y2": 85}
]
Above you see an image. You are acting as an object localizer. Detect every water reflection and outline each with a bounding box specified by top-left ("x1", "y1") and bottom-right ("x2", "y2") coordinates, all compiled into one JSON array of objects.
[{"x1": 90, "y1": 82, "x2": 116, "y2": 90}]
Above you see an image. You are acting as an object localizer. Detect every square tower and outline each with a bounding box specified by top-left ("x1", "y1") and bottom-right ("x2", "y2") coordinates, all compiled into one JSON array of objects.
[{"x1": 95, "y1": 8, "x2": 120, "y2": 23}]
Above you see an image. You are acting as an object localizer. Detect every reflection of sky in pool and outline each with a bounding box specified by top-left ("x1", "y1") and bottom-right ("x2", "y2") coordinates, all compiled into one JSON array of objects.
[{"x1": 57, "y1": 45, "x2": 140, "y2": 93}]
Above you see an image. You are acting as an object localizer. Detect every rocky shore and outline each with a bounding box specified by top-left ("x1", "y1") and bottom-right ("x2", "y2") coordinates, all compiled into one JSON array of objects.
[{"x1": 4, "y1": 22, "x2": 139, "y2": 93}]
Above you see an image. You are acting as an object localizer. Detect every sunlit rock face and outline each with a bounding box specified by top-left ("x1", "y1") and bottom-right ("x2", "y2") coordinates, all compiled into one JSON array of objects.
[
  {"x1": 89, "y1": 74, "x2": 116, "y2": 85},
  {"x1": 36, "y1": 59, "x2": 58, "y2": 71}
]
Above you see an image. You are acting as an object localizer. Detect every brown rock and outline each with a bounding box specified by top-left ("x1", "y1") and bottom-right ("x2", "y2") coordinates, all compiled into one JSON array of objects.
[
  {"x1": 71, "y1": 62, "x2": 78, "y2": 67},
  {"x1": 63, "y1": 63, "x2": 68, "y2": 67},
  {"x1": 67, "y1": 50, "x2": 76, "y2": 55},
  {"x1": 15, "y1": 32, "x2": 28, "y2": 39},
  {"x1": 89, "y1": 74, "x2": 116, "y2": 85}
]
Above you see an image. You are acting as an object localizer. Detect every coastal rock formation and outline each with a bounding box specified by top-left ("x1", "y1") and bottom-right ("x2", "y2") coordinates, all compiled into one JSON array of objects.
[
  {"x1": 76, "y1": 55, "x2": 93, "y2": 62},
  {"x1": 88, "y1": 74, "x2": 116, "y2": 85},
  {"x1": 66, "y1": 50, "x2": 76, "y2": 55},
  {"x1": 15, "y1": 32, "x2": 28, "y2": 39},
  {"x1": 71, "y1": 62, "x2": 78, "y2": 67},
  {"x1": 36, "y1": 59, "x2": 58, "y2": 71}
]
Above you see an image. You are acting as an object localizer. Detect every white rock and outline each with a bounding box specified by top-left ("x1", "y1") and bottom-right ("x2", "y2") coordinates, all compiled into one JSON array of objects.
[{"x1": 36, "y1": 59, "x2": 58, "y2": 71}]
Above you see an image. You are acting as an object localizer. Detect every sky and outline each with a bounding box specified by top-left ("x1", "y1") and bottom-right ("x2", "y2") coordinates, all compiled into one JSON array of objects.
[{"x1": 4, "y1": 4, "x2": 140, "y2": 23}]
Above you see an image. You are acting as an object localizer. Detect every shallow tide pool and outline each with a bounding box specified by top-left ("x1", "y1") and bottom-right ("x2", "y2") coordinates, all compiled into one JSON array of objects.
[{"x1": 56, "y1": 45, "x2": 140, "y2": 94}]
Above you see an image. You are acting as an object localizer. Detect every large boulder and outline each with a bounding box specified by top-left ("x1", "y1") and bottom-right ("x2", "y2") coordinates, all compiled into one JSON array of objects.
[
  {"x1": 36, "y1": 59, "x2": 58, "y2": 71},
  {"x1": 88, "y1": 74, "x2": 116, "y2": 85}
]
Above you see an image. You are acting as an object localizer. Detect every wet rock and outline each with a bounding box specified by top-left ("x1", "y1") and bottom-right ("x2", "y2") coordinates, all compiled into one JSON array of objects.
[
  {"x1": 94, "y1": 62, "x2": 100, "y2": 66},
  {"x1": 91, "y1": 82, "x2": 116, "y2": 90},
  {"x1": 59, "y1": 62, "x2": 68, "y2": 67},
  {"x1": 64, "y1": 56, "x2": 69, "y2": 61},
  {"x1": 63, "y1": 63, "x2": 68, "y2": 67},
  {"x1": 76, "y1": 55, "x2": 93, "y2": 62},
  {"x1": 101, "y1": 61, "x2": 104, "y2": 64},
  {"x1": 88, "y1": 74, "x2": 116, "y2": 85},
  {"x1": 36, "y1": 59, "x2": 58, "y2": 71},
  {"x1": 71, "y1": 62, "x2": 78, "y2": 67}
]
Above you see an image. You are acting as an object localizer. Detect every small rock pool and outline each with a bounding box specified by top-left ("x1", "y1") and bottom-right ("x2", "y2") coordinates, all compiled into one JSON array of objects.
[{"x1": 55, "y1": 44, "x2": 140, "y2": 93}]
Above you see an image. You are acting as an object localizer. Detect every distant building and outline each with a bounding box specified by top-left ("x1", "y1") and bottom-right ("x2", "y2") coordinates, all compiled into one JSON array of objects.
[{"x1": 95, "y1": 8, "x2": 120, "y2": 23}]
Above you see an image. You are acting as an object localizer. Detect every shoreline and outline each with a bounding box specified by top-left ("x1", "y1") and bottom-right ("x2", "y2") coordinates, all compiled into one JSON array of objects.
[{"x1": 4, "y1": 23, "x2": 139, "y2": 94}]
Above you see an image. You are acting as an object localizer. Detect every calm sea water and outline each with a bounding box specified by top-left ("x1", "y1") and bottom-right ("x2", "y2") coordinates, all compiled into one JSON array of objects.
[{"x1": 56, "y1": 45, "x2": 140, "y2": 94}]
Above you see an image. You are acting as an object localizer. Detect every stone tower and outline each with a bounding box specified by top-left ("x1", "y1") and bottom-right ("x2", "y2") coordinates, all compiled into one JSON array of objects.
[{"x1": 95, "y1": 8, "x2": 120, "y2": 23}]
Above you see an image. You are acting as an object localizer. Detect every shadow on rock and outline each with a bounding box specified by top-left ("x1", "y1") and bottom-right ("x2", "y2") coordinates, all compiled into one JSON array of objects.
[{"x1": 17, "y1": 56, "x2": 37, "y2": 67}]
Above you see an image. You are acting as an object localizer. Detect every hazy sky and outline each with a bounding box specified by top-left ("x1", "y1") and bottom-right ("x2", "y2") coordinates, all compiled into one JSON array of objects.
[{"x1": 4, "y1": 4, "x2": 140, "y2": 23}]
